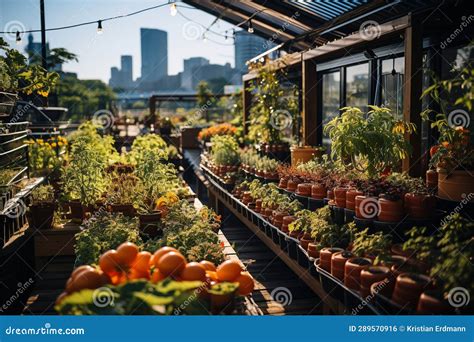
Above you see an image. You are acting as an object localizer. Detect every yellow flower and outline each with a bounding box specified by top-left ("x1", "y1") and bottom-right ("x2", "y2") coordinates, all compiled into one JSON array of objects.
[{"x1": 51, "y1": 142, "x2": 57, "y2": 148}]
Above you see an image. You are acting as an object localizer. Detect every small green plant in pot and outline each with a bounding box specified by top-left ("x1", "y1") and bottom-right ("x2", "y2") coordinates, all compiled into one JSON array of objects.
[
  {"x1": 106, "y1": 174, "x2": 139, "y2": 216},
  {"x1": 28, "y1": 184, "x2": 55, "y2": 230}
]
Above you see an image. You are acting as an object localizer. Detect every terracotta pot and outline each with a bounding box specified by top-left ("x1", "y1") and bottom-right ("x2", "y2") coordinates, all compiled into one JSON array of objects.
[
  {"x1": 28, "y1": 203, "x2": 55, "y2": 230},
  {"x1": 286, "y1": 179, "x2": 299, "y2": 192},
  {"x1": 307, "y1": 243, "x2": 320, "y2": 258},
  {"x1": 289, "y1": 230, "x2": 302, "y2": 239},
  {"x1": 295, "y1": 183, "x2": 312, "y2": 197},
  {"x1": 344, "y1": 257, "x2": 372, "y2": 291},
  {"x1": 254, "y1": 199, "x2": 262, "y2": 213},
  {"x1": 381, "y1": 255, "x2": 408, "y2": 270},
  {"x1": 278, "y1": 177, "x2": 288, "y2": 189},
  {"x1": 327, "y1": 189, "x2": 334, "y2": 201},
  {"x1": 311, "y1": 184, "x2": 326, "y2": 199},
  {"x1": 346, "y1": 189, "x2": 363, "y2": 210},
  {"x1": 290, "y1": 146, "x2": 320, "y2": 167},
  {"x1": 378, "y1": 198, "x2": 404, "y2": 222},
  {"x1": 355, "y1": 195, "x2": 379, "y2": 219},
  {"x1": 390, "y1": 244, "x2": 413, "y2": 259},
  {"x1": 333, "y1": 187, "x2": 348, "y2": 208},
  {"x1": 300, "y1": 236, "x2": 312, "y2": 250},
  {"x1": 404, "y1": 193, "x2": 436, "y2": 220},
  {"x1": 360, "y1": 266, "x2": 391, "y2": 298},
  {"x1": 390, "y1": 261, "x2": 422, "y2": 279},
  {"x1": 392, "y1": 273, "x2": 432, "y2": 309},
  {"x1": 264, "y1": 171, "x2": 279, "y2": 180},
  {"x1": 281, "y1": 215, "x2": 295, "y2": 233},
  {"x1": 437, "y1": 169, "x2": 474, "y2": 202},
  {"x1": 426, "y1": 169, "x2": 438, "y2": 189},
  {"x1": 417, "y1": 290, "x2": 453, "y2": 314},
  {"x1": 319, "y1": 247, "x2": 344, "y2": 272},
  {"x1": 331, "y1": 251, "x2": 354, "y2": 281}
]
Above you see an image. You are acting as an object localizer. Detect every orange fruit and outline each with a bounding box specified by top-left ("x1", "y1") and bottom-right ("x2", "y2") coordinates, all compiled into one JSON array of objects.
[
  {"x1": 129, "y1": 268, "x2": 150, "y2": 280},
  {"x1": 133, "y1": 251, "x2": 152, "y2": 273},
  {"x1": 216, "y1": 260, "x2": 242, "y2": 281},
  {"x1": 55, "y1": 292, "x2": 68, "y2": 305},
  {"x1": 99, "y1": 250, "x2": 121, "y2": 275},
  {"x1": 181, "y1": 262, "x2": 206, "y2": 281},
  {"x1": 116, "y1": 242, "x2": 139, "y2": 265},
  {"x1": 151, "y1": 269, "x2": 166, "y2": 283},
  {"x1": 71, "y1": 265, "x2": 95, "y2": 279},
  {"x1": 67, "y1": 269, "x2": 105, "y2": 293},
  {"x1": 200, "y1": 260, "x2": 217, "y2": 272},
  {"x1": 235, "y1": 272, "x2": 254, "y2": 296},
  {"x1": 206, "y1": 270, "x2": 219, "y2": 282},
  {"x1": 157, "y1": 251, "x2": 186, "y2": 276},
  {"x1": 152, "y1": 247, "x2": 179, "y2": 268}
]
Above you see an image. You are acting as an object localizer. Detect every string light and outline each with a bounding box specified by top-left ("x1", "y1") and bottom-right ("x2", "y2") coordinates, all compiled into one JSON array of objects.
[
  {"x1": 15, "y1": 31, "x2": 21, "y2": 44},
  {"x1": 170, "y1": 2, "x2": 177, "y2": 16},
  {"x1": 97, "y1": 20, "x2": 103, "y2": 34},
  {"x1": 247, "y1": 19, "x2": 254, "y2": 33}
]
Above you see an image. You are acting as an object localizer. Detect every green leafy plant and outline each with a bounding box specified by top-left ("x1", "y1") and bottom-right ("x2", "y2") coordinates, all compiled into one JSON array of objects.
[
  {"x1": 210, "y1": 135, "x2": 240, "y2": 166},
  {"x1": 324, "y1": 106, "x2": 415, "y2": 178},
  {"x1": 351, "y1": 228, "x2": 392, "y2": 265},
  {"x1": 75, "y1": 212, "x2": 142, "y2": 265},
  {"x1": 30, "y1": 184, "x2": 55, "y2": 205},
  {"x1": 288, "y1": 209, "x2": 314, "y2": 233}
]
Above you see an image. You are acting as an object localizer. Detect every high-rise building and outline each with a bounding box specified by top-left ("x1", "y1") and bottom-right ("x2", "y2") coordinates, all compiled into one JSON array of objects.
[
  {"x1": 121, "y1": 55, "x2": 133, "y2": 86},
  {"x1": 181, "y1": 57, "x2": 209, "y2": 90},
  {"x1": 140, "y1": 28, "x2": 168, "y2": 82},
  {"x1": 234, "y1": 30, "x2": 276, "y2": 76}
]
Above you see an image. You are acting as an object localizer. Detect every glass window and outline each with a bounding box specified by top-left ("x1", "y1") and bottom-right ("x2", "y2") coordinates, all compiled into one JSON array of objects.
[
  {"x1": 381, "y1": 57, "x2": 404, "y2": 118},
  {"x1": 346, "y1": 63, "x2": 369, "y2": 112},
  {"x1": 322, "y1": 71, "x2": 340, "y2": 147}
]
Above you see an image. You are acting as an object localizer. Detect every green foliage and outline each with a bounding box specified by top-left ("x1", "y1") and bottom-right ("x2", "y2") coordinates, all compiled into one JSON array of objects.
[
  {"x1": 324, "y1": 106, "x2": 415, "y2": 178},
  {"x1": 210, "y1": 135, "x2": 240, "y2": 166},
  {"x1": 128, "y1": 134, "x2": 168, "y2": 164},
  {"x1": 56, "y1": 279, "x2": 217, "y2": 315},
  {"x1": 75, "y1": 212, "x2": 141, "y2": 266},
  {"x1": 351, "y1": 228, "x2": 392, "y2": 265},
  {"x1": 30, "y1": 184, "x2": 55, "y2": 204},
  {"x1": 403, "y1": 214, "x2": 473, "y2": 294},
  {"x1": 288, "y1": 209, "x2": 314, "y2": 233}
]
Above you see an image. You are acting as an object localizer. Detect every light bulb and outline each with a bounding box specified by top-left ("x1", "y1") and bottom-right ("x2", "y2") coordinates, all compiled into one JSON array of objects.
[
  {"x1": 170, "y1": 3, "x2": 177, "y2": 16},
  {"x1": 247, "y1": 19, "x2": 254, "y2": 33},
  {"x1": 97, "y1": 20, "x2": 103, "y2": 35},
  {"x1": 16, "y1": 31, "x2": 22, "y2": 44}
]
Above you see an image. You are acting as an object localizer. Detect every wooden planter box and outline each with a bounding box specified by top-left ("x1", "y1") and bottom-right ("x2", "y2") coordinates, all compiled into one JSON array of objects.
[{"x1": 180, "y1": 127, "x2": 202, "y2": 149}]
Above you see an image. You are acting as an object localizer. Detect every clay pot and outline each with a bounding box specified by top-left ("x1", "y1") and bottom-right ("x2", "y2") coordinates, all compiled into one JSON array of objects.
[
  {"x1": 346, "y1": 189, "x2": 363, "y2": 210},
  {"x1": 344, "y1": 257, "x2": 372, "y2": 291},
  {"x1": 242, "y1": 191, "x2": 253, "y2": 205},
  {"x1": 390, "y1": 244, "x2": 412, "y2": 259},
  {"x1": 437, "y1": 169, "x2": 474, "y2": 202},
  {"x1": 286, "y1": 179, "x2": 299, "y2": 192},
  {"x1": 333, "y1": 187, "x2": 348, "y2": 208},
  {"x1": 417, "y1": 290, "x2": 454, "y2": 314},
  {"x1": 327, "y1": 189, "x2": 334, "y2": 201},
  {"x1": 273, "y1": 211, "x2": 287, "y2": 229},
  {"x1": 109, "y1": 203, "x2": 136, "y2": 217},
  {"x1": 331, "y1": 251, "x2": 354, "y2": 281},
  {"x1": 360, "y1": 266, "x2": 391, "y2": 298},
  {"x1": 311, "y1": 184, "x2": 326, "y2": 199},
  {"x1": 319, "y1": 247, "x2": 344, "y2": 272},
  {"x1": 404, "y1": 193, "x2": 436, "y2": 220},
  {"x1": 307, "y1": 243, "x2": 320, "y2": 259},
  {"x1": 378, "y1": 198, "x2": 404, "y2": 222},
  {"x1": 289, "y1": 230, "x2": 302, "y2": 239},
  {"x1": 299, "y1": 232, "x2": 313, "y2": 250},
  {"x1": 392, "y1": 273, "x2": 432, "y2": 309},
  {"x1": 254, "y1": 199, "x2": 262, "y2": 213},
  {"x1": 278, "y1": 177, "x2": 288, "y2": 189},
  {"x1": 281, "y1": 215, "x2": 295, "y2": 233},
  {"x1": 355, "y1": 195, "x2": 379, "y2": 219},
  {"x1": 295, "y1": 183, "x2": 312, "y2": 197},
  {"x1": 426, "y1": 169, "x2": 438, "y2": 189},
  {"x1": 290, "y1": 146, "x2": 319, "y2": 167},
  {"x1": 264, "y1": 171, "x2": 279, "y2": 180}
]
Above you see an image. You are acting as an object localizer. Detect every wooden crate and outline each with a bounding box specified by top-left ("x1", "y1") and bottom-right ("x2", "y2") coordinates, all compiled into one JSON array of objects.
[{"x1": 33, "y1": 223, "x2": 80, "y2": 258}]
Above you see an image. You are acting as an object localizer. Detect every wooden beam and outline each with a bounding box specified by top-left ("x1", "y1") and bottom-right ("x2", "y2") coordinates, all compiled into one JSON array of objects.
[
  {"x1": 302, "y1": 58, "x2": 318, "y2": 146},
  {"x1": 402, "y1": 16, "x2": 423, "y2": 177},
  {"x1": 243, "y1": 80, "x2": 252, "y2": 136},
  {"x1": 243, "y1": 52, "x2": 302, "y2": 82}
]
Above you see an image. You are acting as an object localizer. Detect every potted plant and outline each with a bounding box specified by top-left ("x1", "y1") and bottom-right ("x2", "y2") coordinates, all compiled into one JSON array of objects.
[
  {"x1": 27, "y1": 184, "x2": 55, "y2": 230},
  {"x1": 421, "y1": 62, "x2": 473, "y2": 202},
  {"x1": 404, "y1": 177, "x2": 436, "y2": 220},
  {"x1": 107, "y1": 174, "x2": 139, "y2": 217}
]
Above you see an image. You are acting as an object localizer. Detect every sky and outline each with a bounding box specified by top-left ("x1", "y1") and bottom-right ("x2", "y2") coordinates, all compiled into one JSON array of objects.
[{"x1": 0, "y1": 0, "x2": 238, "y2": 83}]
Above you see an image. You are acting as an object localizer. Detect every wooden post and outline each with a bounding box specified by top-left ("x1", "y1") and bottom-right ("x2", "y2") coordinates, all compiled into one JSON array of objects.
[
  {"x1": 242, "y1": 80, "x2": 252, "y2": 136},
  {"x1": 302, "y1": 59, "x2": 318, "y2": 146},
  {"x1": 402, "y1": 17, "x2": 423, "y2": 177}
]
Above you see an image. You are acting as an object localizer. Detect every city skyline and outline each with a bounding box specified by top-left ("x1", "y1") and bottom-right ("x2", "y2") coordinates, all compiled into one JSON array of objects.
[{"x1": 0, "y1": 0, "x2": 239, "y2": 82}]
